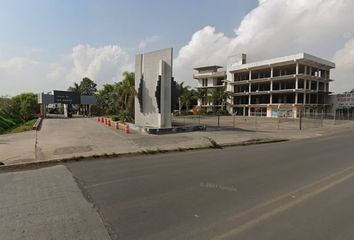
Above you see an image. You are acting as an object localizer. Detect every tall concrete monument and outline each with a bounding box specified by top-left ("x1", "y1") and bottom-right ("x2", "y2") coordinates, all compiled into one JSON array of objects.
[{"x1": 135, "y1": 48, "x2": 175, "y2": 128}]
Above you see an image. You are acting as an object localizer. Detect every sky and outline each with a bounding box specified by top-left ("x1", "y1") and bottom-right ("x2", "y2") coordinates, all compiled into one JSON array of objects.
[{"x1": 0, "y1": 0, "x2": 353, "y2": 96}]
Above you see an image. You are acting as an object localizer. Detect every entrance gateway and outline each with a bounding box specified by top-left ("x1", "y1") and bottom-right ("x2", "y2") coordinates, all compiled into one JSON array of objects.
[{"x1": 38, "y1": 90, "x2": 97, "y2": 118}]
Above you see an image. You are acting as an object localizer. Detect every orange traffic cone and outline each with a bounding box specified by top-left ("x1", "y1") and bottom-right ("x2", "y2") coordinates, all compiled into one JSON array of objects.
[
  {"x1": 97, "y1": 117, "x2": 100, "y2": 122},
  {"x1": 125, "y1": 124, "x2": 129, "y2": 134},
  {"x1": 115, "y1": 122, "x2": 120, "y2": 130}
]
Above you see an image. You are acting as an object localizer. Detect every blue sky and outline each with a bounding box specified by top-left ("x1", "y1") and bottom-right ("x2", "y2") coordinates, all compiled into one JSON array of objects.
[
  {"x1": 0, "y1": 0, "x2": 257, "y2": 60},
  {"x1": 0, "y1": 0, "x2": 353, "y2": 95}
]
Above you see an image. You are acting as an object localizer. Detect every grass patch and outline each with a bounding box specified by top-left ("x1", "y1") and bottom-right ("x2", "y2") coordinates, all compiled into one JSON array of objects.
[{"x1": 0, "y1": 119, "x2": 37, "y2": 135}]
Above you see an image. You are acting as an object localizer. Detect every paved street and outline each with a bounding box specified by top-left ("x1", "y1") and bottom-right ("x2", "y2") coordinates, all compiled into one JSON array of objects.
[
  {"x1": 65, "y1": 129, "x2": 354, "y2": 240},
  {"x1": 1, "y1": 130, "x2": 354, "y2": 239}
]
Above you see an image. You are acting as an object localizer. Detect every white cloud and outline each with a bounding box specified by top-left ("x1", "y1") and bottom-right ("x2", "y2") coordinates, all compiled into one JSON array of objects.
[
  {"x1": 0, "y1": 57, "x2": 54, "y2": 96},
  {"x1": 48, "y1": 44, "x2": 133, "y2": 88},
  {"x1": 174, "y1": 0, "x2": 354, "y2": 93},
  {"x1": 1, "y1": 44, "x2": 133, "y2": 95},
  {"x1": 332, "y1": 38, "x2": 354, "y2": 93},
  {"x1": 138, "y1": 35, "x2": 161, "y2": 50},
  {"x1": 0, "y1": 57, "x2": 38, "y2": 71}
]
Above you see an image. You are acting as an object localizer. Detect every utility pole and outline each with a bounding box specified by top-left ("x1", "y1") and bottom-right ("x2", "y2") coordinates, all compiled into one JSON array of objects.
[
  {"x1": 299, "y1": 109, "x2": 303, "y2": 130},
  {"x1": 233, "y1": 112, "x2": 236, "y2": 128}
]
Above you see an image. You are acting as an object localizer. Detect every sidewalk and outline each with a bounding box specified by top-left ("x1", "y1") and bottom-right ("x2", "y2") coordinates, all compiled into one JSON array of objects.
[
  {"x1": 0, "y1": 130, "x2": 36, "y2": 165},
  {"x1": 0, "y1": 165, "x2": 110, "y2": 240},
  {"x1": 1, "y1": 117, "x2": 354, "y2": 166}
]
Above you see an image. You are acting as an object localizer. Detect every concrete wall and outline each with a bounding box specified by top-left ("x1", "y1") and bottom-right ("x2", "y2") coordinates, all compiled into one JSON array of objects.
[{"x1": 135, "y1": 48, "x2": 173, "y2": 128}]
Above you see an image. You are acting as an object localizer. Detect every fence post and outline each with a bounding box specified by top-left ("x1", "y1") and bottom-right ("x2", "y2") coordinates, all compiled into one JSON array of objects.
[
  {"x1": 255, "y1": 112, "x2": 258, "y2": 130},
  {"x1": 217, "y1": 112, "x2": 220, "y2": 128},
  {"x1": 321, "y1": 109, "x2": 324, "y2": 128},
  {"x1": 233, "y1": 114, "x2": 236, "y2": 128}
]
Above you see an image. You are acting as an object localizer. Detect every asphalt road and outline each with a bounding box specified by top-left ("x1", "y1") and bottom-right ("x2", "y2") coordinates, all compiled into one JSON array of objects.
[{"x1": 67, "y1": 130, "x2": 354, "y2": 240}]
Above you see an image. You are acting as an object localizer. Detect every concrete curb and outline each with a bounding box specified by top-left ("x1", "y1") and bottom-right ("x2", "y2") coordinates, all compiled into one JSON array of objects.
[
  {"x1": 32, "y1": 117, "x2": 43, "y2": 131},
  {"x1": 0, "y1": 138, "x2": 288, "y2": 172}
]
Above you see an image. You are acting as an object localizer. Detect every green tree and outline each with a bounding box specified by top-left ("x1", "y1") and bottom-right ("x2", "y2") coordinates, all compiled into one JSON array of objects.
[
  {"x1": 351, "y1": 88, "x2": 354, "y2": 93},
  {"x1": 79, "y1": 77, "x2": 97, "y2": 95},
  {"x1": 9, "y1": 93, "x2": 39, "y2": 121},
  {"x1": 95, "y1": 72, "x2": 136, "y2": 120},
  {"x1": 96, "y1": 84, "x2": 115, "y2": 115},
  {"x1": 68, "y1": 78, "x2": 97, "y2": 95},
  {"x1": 119, "y1": 71, "x2": 135, "y2": 112},
  {"x1": 68, "y1": 83, "x2": 80, "y2": 93},
  {"x1": 195, "y1": 88, "x2": 208, "y2": 107},
  {"x1": 210, "y1": 86, "x2": 228, "y2": 112},
  {"x1": 0, "y1": 97, "x2": 11, "y2": 110},
  {"x1": 176, "y1": 82, "x2": 190, "y2": 114}
]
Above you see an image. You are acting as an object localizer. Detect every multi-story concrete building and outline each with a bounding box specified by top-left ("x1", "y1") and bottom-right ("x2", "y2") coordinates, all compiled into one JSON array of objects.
[
  {"x1": 226, "y1": 53, "x2": 335, "y2": 118},
  {"x1": 193, "y1": 65, "x2": 227, "y2": 111}
]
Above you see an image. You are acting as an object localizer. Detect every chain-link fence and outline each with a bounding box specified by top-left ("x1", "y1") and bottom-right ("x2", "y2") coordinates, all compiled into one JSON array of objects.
[{"x1": 172, "y1": 111, "x2": 354, "y2": 131}]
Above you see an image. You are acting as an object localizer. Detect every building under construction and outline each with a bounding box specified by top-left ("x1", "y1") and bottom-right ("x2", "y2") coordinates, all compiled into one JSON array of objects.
[{"x1": 226, "y1": 53, "x2": 335, "y2": 117}]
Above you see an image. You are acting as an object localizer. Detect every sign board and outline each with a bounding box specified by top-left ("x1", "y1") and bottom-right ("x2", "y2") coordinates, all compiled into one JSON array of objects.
[
  {"x1": 53, "y1": 90, "x2": 81, "y2": 104},
  {"x1": 337, "y1": 93, "x2": 354, "y2": 108}
]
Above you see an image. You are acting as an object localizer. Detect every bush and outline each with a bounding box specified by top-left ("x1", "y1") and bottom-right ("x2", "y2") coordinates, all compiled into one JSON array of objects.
[
  {"x1": 110, "y1": 115, "x2": 120, "y2": 121},
  {"x1": 0, "y1": 93, "x2": 38, "y2": 133},
  {"x1": 110, "y1": 110, "x2": 134, "y2": 123}
]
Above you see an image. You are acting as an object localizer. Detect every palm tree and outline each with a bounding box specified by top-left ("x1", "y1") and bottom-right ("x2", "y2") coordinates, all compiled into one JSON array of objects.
[
  {"x1": 120, "y1": 71, "x2": 136, "y2": 112},
  {"x1": 210, "y1": 86, "x2": 228, "y2": 112},
  {"x1": 181, "y1": 88, "x2": 194, "y2": 113},
  {"x1": 68, "y1": 82, "x2": 80, "y2": 92},
  {"x1": 195, "y1": 88, "x2": 208, "y2": 107},
  {"x1": 176, "y1": 82, "x2": 190, "y2": 114}
]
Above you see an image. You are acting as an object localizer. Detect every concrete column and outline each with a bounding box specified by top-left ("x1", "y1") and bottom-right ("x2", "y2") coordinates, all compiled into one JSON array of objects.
[
  {"x1": 295, "y1": 77, "x2": 298, "y2": 89},
  {"x1": 270, "y1": 94, "x2": 273, "y2": 104},
  {"x1": 296, "y1": 62, "x2": 299, "y2": 75},
  {"x1": 303, "y1": 93, "x2": 307, "y2": 104},
  {"x1": 295, "y1": 93, "x2": 298, "y2": 104},
  {"x1": 271, "y1": 67, "x2": 274, "y2": 78},
  {"x1": 249, "y1": 83, "x2": 252, "y2": 92},
  {"x1": 243, "y1": 107, "x2": 246, "y2": 116},
  {"x1": 270, "y1": 80, "x2": 273, "y2": 91},
  {"x1": 309, "y1": 67, "x2": 312, "y2": 76},
  {"x1": 304, "y1": 79, "x2": 307, "y2": 90},
  {"x1": 316, "y1": 81, "x2": 319, "y2": 91},
  {"x1": 248, "y1": 94, "x2": 251, "y2": 105},
  {"x1": 64, "y1": 104, "x2": 68, "y2": 118},
  {"x1": 248, "y1": 107, "x2": 251, "y2": 117},
  {"x1": 249, "y1": 70, "x2": 252, "y2": 80},
  {"x1": 304, "y1": 66, "x2": 307, "y2": 75}
]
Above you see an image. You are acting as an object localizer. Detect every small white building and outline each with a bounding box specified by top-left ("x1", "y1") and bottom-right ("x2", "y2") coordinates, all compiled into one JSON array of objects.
[{"x1": 193, "y1": 65, "x2": 227, "y2": 111}]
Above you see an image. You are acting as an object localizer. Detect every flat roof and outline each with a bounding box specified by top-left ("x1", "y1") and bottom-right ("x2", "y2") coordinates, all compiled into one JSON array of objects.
[
  {"x1": 229, "y1": 53, "x2": 335, "y2": 72},
  {"x1": 194, "y1": 65, "x2": 223, "y2": 71}
]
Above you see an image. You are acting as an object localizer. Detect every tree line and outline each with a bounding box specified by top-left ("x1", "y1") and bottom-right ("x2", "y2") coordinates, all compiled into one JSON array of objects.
[
  {"x1": 0, "y1": 93, "x2": 39, "y2": 133},
  {"x1": 69, "y1": 72, "x2": 230, "y2": 121}
]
